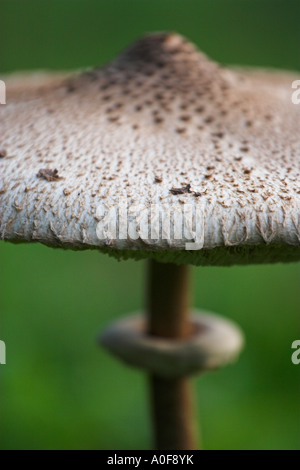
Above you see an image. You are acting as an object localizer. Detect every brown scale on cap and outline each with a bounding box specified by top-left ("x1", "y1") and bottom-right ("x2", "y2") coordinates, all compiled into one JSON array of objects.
[
  {"x1": 0, "y1": 32, "x2": 299, "y2": 265},
  {"x1": 37, "y1": 168, "x2": 63, "y2": 182}
]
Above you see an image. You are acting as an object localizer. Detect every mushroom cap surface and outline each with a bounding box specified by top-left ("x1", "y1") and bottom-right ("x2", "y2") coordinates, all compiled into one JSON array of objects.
[{"x1": 0, "y1": 33, "x2": 299, "y2": 266}]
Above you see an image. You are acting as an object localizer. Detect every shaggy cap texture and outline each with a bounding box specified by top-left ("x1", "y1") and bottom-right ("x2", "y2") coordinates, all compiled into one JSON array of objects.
[{"x1": 0, "y1": 33, "x2": 299, "y2": 265}]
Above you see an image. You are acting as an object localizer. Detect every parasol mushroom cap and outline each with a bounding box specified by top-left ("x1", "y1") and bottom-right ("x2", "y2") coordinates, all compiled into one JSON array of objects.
[{"x1": 0, "y1": 32, "x2": 299, "y2": 266}]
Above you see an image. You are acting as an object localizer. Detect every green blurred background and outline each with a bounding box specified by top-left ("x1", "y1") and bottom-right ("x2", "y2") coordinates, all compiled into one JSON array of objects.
[{"x1": 0, "y1": 0, "x2": 299, "y2": 450}]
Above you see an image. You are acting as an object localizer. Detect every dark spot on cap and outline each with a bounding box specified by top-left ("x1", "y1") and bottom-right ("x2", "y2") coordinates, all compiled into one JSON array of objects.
[
  {"x1": 66, "y1": 85, "x2": 75, "y2": 93},
  {"x1": 211, "y1": 132, "x2": 224, "y2": 139},
  {"x1": 180, "y1": 115, "x2": 191, "y2": 122},
  {"x1": 154, "y1": 176, "x2": 163, "y2": 183},
  {"x1": 170, "y1": 184, "x2": 191, "y2": 195},
  {"x1": 37, "y1": 168, "x2": 63, "y2": 182}
]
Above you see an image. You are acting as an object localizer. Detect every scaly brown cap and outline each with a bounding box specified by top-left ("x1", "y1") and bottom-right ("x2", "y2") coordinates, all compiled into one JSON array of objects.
[{"x1": 0, "y1": 33, "x2": 299, "y2": 265}]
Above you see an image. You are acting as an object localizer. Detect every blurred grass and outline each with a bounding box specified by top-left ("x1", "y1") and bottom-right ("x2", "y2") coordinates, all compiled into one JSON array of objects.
[
  {"x1": 0, "y1": 244, "x2": 299, "y2": 449},
  {"x1": 1, "y1": 0, "x2": 300, "y2": 73},
  {"x1": 0, "y1": 0, "x2": 300, "y2": 450}
]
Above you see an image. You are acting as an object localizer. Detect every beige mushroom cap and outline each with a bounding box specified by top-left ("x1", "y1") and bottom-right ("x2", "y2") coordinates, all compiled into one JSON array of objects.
[{"x1": 0, "y1": 32, "x2": 299, "y2": 266}]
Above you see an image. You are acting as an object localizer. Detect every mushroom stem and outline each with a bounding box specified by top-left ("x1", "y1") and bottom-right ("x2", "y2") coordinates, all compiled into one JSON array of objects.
[{"x1": 147, "y1": 260, "x2": 198, "y2": 450}]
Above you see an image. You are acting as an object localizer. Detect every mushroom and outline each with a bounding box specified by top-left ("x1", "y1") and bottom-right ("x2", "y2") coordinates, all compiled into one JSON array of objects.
[{"x1": 0, "y1": 32, "x2": 299, "y2": 449}]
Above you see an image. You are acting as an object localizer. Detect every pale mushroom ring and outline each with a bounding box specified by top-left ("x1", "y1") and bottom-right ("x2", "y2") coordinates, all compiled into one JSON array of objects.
[{"x1": 100, "y1": 311, "x2": 244, "y2": 378}]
